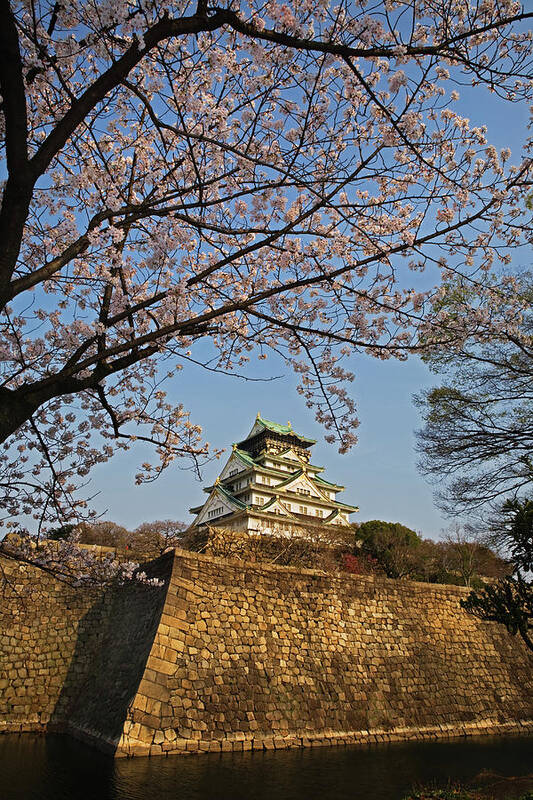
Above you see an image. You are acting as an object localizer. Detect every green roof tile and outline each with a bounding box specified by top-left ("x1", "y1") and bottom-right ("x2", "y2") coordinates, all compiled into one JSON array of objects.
[
  {"x1": 250, "y1": 416, "x2": 316, "y2": 445},
  {"x1": 216, "y1": 484, "x2": 248, "y2": 509},
  {"x1": 234, "y1": 448, "x2": 258, "y2": 467},
  {"x1": 271, "y1": 469, "x2": 304, "y2": 489},
  {"x1": 315, "y1": 475, "x2": 344, "y2": 490},
  {"x1": 333, "y1": 501, "x2": 359, "y2": 512}
]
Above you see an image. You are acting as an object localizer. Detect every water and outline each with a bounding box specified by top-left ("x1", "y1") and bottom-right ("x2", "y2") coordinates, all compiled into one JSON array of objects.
[{"x1": 0, "y1": 734, "x2": 532, "y2": 800}]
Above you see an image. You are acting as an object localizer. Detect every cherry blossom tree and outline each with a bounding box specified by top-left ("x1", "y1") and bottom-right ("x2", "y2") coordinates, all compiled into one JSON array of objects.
[{"x1": 1, "y1": 0, "x2": 532, "y2": 542}]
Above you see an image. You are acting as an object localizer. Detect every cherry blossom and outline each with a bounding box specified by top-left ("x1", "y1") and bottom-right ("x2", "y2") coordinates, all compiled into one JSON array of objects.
[{"x1": 0, "y1": 0, "x2": 531, "y2": 554}]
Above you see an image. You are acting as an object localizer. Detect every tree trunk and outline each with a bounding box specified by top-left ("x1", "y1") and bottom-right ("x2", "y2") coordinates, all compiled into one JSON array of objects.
[{"x1": 0, "y1": 387, "x2": 47, "y2": 444}]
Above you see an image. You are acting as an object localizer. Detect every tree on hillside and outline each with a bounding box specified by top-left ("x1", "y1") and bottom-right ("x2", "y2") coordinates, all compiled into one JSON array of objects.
[
  {"x1": 461, "y1": 498, "x2": 533, "y2": 651},
  {"x1": 72, "y1": 517, "x2": 188, "y2": 556},
  {"x1": 354, "y1": 521, "x2": 507, "y2": 584},
  {"x1": 46, "y1": 523, "x2": 75, "y2": 541},
  {"x1": 196, "y1": 521, "x2": 352, "y2": 570},
  {"x1": 440, "y1": 525, "x2": 509, "y2": 587},
  {"x1": 1, "y1": 0, "x2": 532, "y2": 570},
  {"x1": 131, "y1": 519, "x2": 188, "y2": 557},
  {"x1": 357, "y1": 519, "x2": 422, "y2": 579},
  {"x1": 415, "y1": 272, "x2": 533, "y2": 516},
  {"x1": 406, "y1": 536, "x2": 447, "y2": 584},
  {"x1": 75, "y1": 520, "x2": 131, "y2": 549}
]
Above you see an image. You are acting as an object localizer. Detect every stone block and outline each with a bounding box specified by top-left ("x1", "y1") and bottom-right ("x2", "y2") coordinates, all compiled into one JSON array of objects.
[
  {"x1": 137, "y1": 679, "x2": 170, "y2": 703},
  {"x1": 147, "y1": 656, "x2": 177, "y2": 677}
]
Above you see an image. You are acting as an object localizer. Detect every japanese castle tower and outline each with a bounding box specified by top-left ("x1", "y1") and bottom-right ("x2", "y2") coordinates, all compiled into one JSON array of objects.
[{"x1": 189, "y1": 415, "x2": 358, "y2": 535}]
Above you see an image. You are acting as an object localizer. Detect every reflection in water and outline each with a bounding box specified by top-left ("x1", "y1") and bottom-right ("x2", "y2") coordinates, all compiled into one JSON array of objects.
[{"x1": 0, "y1": 734, "x2": 532, "y2": 800}]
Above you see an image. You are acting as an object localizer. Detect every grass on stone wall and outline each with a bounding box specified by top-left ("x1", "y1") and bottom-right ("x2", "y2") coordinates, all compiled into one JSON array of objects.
[{"x1": 403, "y1": 787, "x2": 533, "y2": 800}]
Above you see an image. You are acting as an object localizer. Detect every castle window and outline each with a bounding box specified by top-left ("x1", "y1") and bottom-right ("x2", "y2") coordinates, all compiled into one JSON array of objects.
[
  {"x1": 299, "y1": 505, "x2": 308, "y2": 515},
  {"x1": 207, "y1": 507, "x2": 224, "y2": 519},
  {"x1": 316, "y1": 509, "x2": 324, "y2": 517}
]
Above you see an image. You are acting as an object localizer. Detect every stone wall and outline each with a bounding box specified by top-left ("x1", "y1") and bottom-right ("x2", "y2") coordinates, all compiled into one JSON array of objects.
[
  {"x1": 0, "y1": 555, "x2": 98, "y2": 734},
  {"x1": 1, "y1": 548, "x2": 532, "y2": 757},
  {"x1": 117, "y1": 549, "x2": 533, "y2": 756},
  {"x1": 0, "y1": 552, "x2": 171, "y2": 751}
]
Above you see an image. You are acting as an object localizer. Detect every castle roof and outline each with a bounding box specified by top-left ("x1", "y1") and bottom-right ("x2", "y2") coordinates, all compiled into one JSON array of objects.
[
  {"x1": 237, "y1": 415, "x2": 316, "y2": 448},
  {"x1": 189, "y1": 482, "x2": 248, "y2": 516}
]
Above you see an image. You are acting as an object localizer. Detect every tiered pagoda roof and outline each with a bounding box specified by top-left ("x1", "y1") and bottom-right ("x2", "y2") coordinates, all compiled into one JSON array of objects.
[{"x1": 189, "y1": 414, "x2": 358, "y2": 532}]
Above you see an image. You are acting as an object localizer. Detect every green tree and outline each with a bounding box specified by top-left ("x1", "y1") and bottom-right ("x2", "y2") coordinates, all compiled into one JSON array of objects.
[
  {"x1": 46, "y1": 523, "x2": 75, "y2": 541},
  {"x1": 357, "y1": 520, "x2": 422, "y2": 579},
  {"x1": 461, "y1": 498, "x2": 533, "y2": 652},
  {"x1": 502, "y1": 497, "x2": 533, "y2": 572}
]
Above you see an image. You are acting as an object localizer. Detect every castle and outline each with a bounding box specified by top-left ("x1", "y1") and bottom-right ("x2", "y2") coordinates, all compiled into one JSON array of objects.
[{"x1": 189, "y1": 415, "x2": 358, "y2": 534}]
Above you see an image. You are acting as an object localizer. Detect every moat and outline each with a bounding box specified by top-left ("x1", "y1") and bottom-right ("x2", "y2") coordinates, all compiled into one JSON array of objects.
[{"x1": 1, "y1": 733, "x2": 532, "y2": 800}]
